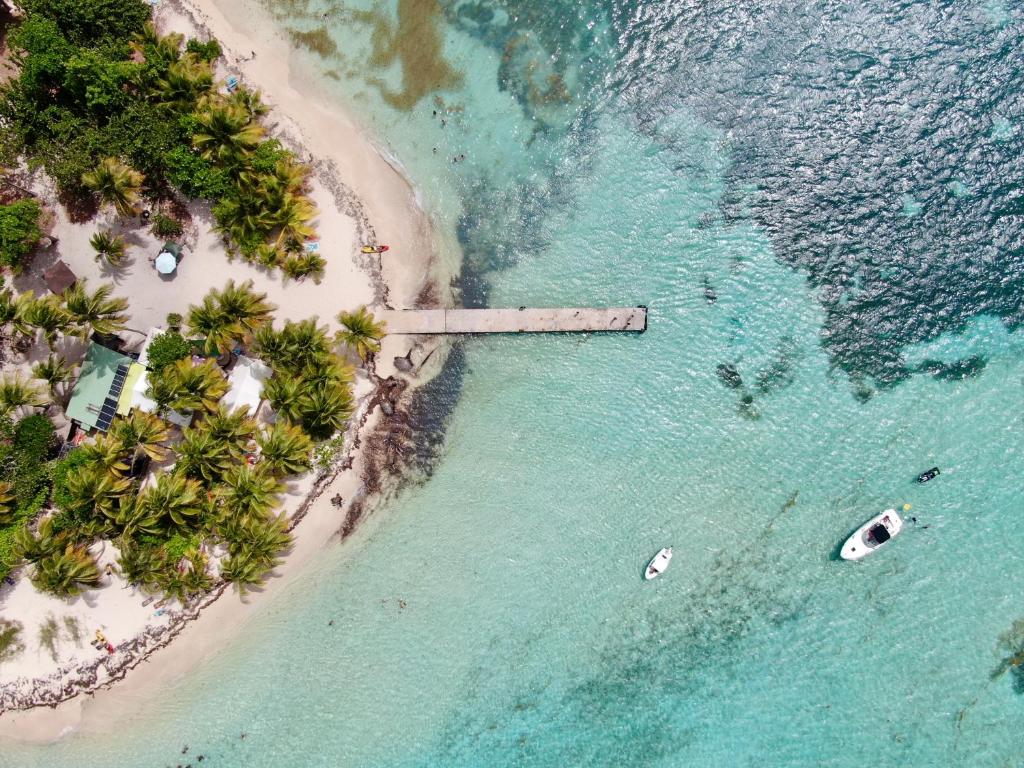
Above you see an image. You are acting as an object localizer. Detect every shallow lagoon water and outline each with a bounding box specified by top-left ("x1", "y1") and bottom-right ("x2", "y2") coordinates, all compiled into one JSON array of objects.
[{"x1": 7, "y1": 1, "x2": 1024, "y2": 766}]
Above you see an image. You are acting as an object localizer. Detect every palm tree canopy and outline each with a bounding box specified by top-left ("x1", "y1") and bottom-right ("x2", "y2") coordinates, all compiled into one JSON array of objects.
[
  {"x1": 32, "y1": 354, "x2": 73, "y2": 394},
  {"x1": 30, "y1": 544, "x2": 103, "y2": 597},
  {"x1": 205, "y1": 405, "x2": 257, "y2": 452},
  {"x1": 153, "y1": 54, "x2": 213, "y2": 109},
  {"x1": 111, "y1": 411, "x2": 171, "y2": 463},
  {"x1": 336, "y1": 305, "x2": 386, "y2": 362},
  {"x1": 77, "y1": 433, "x2": 130, "y2": 476},
  {"x1": 89, "y1": 230, "x2": 127, "y2": 265},
  {"x1": 62, "y1": 280, "x2": 129, "y2": 337},
  {"x1": 218, "y1": 464, "x2": 282, "y2": 520},
  {"x1": 253, "y1": 318, "x2": 330, "y2": 371},
  {"x1": 139, "y1": 472, "x2": 202, "y2": 529},
  {"x1": 81, "y1": 157, "x2": 144, "y2": 217},
  {"x1": 257, "y1": 422, "x2": 313, "y2": 477},
  {"x1": 63, "y1": 463, "x2": 131, "y2": 519},
  {"x1": 192, "y1": 101, "x2": 265, "y2": 165},
  {"x1": 150, "y1": 358, "x2": 228, "y2": 413},
  {"x1": 0, "y1": 373, "x2": 47, "y2": 415},
  {"x1": 174, "y1": 424, "x2": 231, "y2": 484},
  {"x1": 299, "y1": 382, "x2": 353, "y2": 440},
  {"x1": 17, "y1": 294, "x2": 72, "y2": 345}
]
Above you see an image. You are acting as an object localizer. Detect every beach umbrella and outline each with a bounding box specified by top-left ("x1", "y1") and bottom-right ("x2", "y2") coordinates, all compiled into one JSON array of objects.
[{"x1": 155, "y1": 251, "x2": 177, "y2": 274}]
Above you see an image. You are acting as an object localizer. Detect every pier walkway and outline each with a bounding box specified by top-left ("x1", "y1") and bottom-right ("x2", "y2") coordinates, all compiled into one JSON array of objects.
[{"x1": 380, "y1": 307, "x2": 647, "y2": 335}]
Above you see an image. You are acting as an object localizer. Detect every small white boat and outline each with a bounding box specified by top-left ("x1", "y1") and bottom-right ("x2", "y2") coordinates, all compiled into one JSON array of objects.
[
  {"x1": 840, "y1": 509, "x2": 903, "y2": 561},
  {"x1": 645, "y1": 547, "x2": 673, "y2": 580}
]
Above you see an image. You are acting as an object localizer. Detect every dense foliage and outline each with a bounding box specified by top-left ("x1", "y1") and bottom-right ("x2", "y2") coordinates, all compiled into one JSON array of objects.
[
  {"x1": 0, "y1": 199, "x2": 42, "y2": 269},
  {"x1": 0, "y1": 414, "x2": 56, "y2": 581},
  {"x1": 1, "y1": 3, "x2": 322, "y2": 276},
  {"x1": 146, "y1": 330, "x2": 191, "y2": 372}
]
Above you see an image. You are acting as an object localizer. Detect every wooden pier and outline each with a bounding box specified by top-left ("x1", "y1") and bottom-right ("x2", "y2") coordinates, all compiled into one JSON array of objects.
[{"x1": 379, "y1": 307, "x2": 647, "y2": 335}]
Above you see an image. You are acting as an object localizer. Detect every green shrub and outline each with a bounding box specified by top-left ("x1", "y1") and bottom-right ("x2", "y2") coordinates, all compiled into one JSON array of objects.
[
  {"x1": 0, "y1": 488, "x2": 48, "y2": 582},
  {"x1": 147, "y1": 331, "x2": 191, "y2": 372},
  {"x1": 166, "y1": 146, "x2": 231, "y2": 199},
  {"x1": 50, "y1": 448, "x2": 90, "y2": 512},
  {"x1": 150, "y1": 212, "x2": 183, "y2": 239},
  {"x1": 165, "y1": 312, "x2": 183, "y2": 330},
  {"x1": 14, "y1": 414, "x2": 55, "y2": 457},
  {"x1": 164, "y1": 531, "x2": 198, "y2": 563},
  {"x1": 0, "y1": 199, "x2": 43, "y2": 270},
  {"x1": 7, "y1": 415, "x2": 55, "y2": 501},
  {"x1": 186, "y1": 38, "x2": 222, "y2": 62},
  {"x1": 18, "y1": 0, "x2": 151, "y2": 46}
]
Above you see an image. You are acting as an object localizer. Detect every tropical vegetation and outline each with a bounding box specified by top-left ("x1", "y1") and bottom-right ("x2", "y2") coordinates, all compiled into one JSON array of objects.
[
  {"x1": 337, "y1": 305, "x2": 386, "y2": 363},
  {"x1": 0, "y1": 0, "x2": 323, "y2": 275},
  {"x1": 0, "y1": 198, "x2": 43, "y2": 270}
]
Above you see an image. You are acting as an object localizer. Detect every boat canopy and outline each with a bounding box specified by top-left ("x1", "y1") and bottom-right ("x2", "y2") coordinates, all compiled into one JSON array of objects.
[{"x1": 869, "y1": 524, "x2": 891, "y2": 544}]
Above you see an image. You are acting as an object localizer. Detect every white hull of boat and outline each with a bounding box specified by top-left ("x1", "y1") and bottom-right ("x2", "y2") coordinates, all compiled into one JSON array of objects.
[
  {"x1": 645, "y1": 547, "x2": 673, "y2": 580},
  {"x1": 840, "y1": 509, "x2": 903, "y2": 561}
]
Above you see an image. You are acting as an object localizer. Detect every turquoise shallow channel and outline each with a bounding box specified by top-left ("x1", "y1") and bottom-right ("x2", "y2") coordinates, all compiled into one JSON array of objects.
[{"x1": 8, "y1": 0, "x2": 1024, "y2": 766}]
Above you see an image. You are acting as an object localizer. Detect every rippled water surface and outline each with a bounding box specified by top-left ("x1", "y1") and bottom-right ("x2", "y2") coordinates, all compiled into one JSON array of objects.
[{"x1": 8, "y1": 1, "x2": 1024, "y2": 766}]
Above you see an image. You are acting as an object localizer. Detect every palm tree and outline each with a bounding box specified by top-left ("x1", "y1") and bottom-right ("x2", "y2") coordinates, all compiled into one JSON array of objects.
[
  {"x1": 254, "y1": 318, "x2": 330, "y2": 371},
  {"x1": 220, "y1": 513, "x2": 291, "y2": 594},
  {"x1": 17, "y1": 294, "x2": 72, "y2": 347},
  {"x1": 153, "y1": 54, "x2": 213, "y2": 110},
  {"x1": 215, "y1": 280, "x2": 275, "y2": 337},
  {"x1": 0, "y1": 481, "x2": 15, "y2": 525},
  {"x1": 115, "y1": 535, "x2": 164, "y2": 589},
  {"x1": 131, "y1": 22, "x2": 184, "y2": 68},
  {"x1": 186, "y1": 295, "x2": 238, "y2": 356},
  {"x1": 13, "y1": 517, "x2": 64, "y2": 563},
  {"x1": 62, "y1": 280, "x2": 129, "y2": 338},
  {"x1": 139, "y1": 471, "x2": 202, "y2": 529},
  {"x1": 263, "y1": 373, "x2": 307, "y2": 424},
  {"x1": 104, "y1": 494, "x2": 163, "y2": 538},
  {"x1": 205, "y1": 405, "x2": 257, "y2": 454},
  {"x1": 299, "y1": 382, "x2": 353, "y2": 439},
  {"x1": 111, "y1": 411, "x2": 170, "y2": 475},
  {"x1": 0, "y1": 373, "x2": 47, "y2": 417},
  {"x1": 218, "y1": 464, "x2": 282, "y2": 519},
  {"x1": 281, "y1": 251, "x2": 326, "y2": 282},
  {"x1": 160, "y1": 552, "x2": 214, "y2": 603},
  {"x1": 302, "y1": 356, "x2": 354, "y2": 388},
  {"x1": 89, "y1": 230, "x2": 127, "y2": 266},
  {"x1": 150, "y1": 358, "x2": 228, "y2": 413},
  {"x1": 63, "y1": 463, "x2": 131, "y2": 520},
  {"x1": 268, "y1": 192, "x2": 317, "y2": 250},
  {"x1": 257, "y1": 422, "x2": 313, "y2": 477},
  {"x1": 30, "y1": 544, "x2": 103, "y2": 597},
  {"x1": 77, "y1": 433, "x2": 130, "y2": 477},
  {"x1": 336, "y1": 306, "x2": 386, "y2": 362},
  {"x1": 227, "y1": 86, "x2": 268, "y2": 120},
  {"x1": 81, "y1": 157, "x2": 144, "y2": 217},
  {"x1": 31, "y1": 354, "x2": 73, "y2": 400},
  {"x1": 192, "y1": 101, "x2": 264, "y2": 165},
  {"x1": 174, "y1": 425, "x2": 231, "y2": 484},
  {"x1": 219, "y1": 550, "x2": 269, "y2": 594}
]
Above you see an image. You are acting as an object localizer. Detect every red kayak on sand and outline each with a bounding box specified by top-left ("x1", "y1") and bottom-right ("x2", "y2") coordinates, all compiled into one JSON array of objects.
[{"x1": 360, "y1": 244, "x2": 390, "y2": 254}]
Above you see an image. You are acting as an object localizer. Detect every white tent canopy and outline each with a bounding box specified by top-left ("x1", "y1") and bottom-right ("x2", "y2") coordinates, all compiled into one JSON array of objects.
[{"x1": 222, "y1": 356, "x2": 272, "y2": 414}]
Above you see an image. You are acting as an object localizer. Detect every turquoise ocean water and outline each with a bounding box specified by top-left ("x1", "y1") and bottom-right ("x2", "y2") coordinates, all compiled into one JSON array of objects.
[{"x1": 7, "y1": 1, "x2": 1024, "y2": 765}]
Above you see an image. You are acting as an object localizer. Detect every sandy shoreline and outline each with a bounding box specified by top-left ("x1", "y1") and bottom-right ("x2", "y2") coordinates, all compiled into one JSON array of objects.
[{"x1": 0, "y1": 0, "x2": 453, "y2": 744}]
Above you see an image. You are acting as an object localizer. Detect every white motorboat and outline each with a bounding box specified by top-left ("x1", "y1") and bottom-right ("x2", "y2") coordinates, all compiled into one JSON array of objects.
[
  {"x1": 644, "y1": 547, "x2": 673, "y2": 580},
  {"x1": 840, "y1": 509, "x2": 903, "y2": 561}
]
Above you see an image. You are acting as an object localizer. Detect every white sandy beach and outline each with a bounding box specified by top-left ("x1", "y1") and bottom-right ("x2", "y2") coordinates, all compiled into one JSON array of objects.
[{"x1": 0, "y1": 0, "x2": 453, "y2": 744}]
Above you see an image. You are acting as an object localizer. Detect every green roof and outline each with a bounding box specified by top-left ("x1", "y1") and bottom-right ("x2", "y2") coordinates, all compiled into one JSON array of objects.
[{"x1": 66, "y1": 343, "x2": 134, "y2": 432}]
